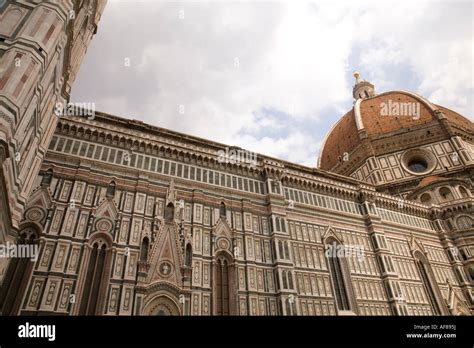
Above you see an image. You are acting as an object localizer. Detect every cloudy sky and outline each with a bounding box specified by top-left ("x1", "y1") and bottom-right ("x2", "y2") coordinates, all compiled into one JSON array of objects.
[{"x1": 71, "y1": 0, "x2": 473, "y2": 167}]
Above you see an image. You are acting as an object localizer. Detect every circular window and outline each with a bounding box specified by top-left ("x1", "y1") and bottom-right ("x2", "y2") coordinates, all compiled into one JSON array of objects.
[
  {"x1": 408, "y1": 158, "x2": 428, "y2": 173},
  {"x1": 401, "y1": 149, "x2": 436, "y2": 176},
  {"x1": 216, "y1": 237, "x2": 230, "y2": 251}
]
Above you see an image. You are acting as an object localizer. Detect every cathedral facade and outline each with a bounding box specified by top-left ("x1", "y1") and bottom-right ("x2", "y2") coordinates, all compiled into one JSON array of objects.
[{"x1": 0, "y1": 1, "x2": 473, "y2": 316}]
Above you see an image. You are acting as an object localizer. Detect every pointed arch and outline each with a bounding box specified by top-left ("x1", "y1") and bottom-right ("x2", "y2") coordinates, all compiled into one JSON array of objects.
[
  {"x1": 213, "y1": 251, "x2": 236, "y2": 315},
  {"x1": 413, "y1": 250, "x2": 447, "y2": 315},
  {"x1": 41, "y1": 168, "x2": 53, "y2": 186},
  {"x1": 106, "y1": 181, "x2": 116, "y2": 198},
  {"x1": 278, "y1": 240, "x2": 284, "y2": 259},
  {"x1": 285, "y1": 298, "x2": 292, "y2": 315},
  {"x1": 185, "y1": 243, "x2": 192, "y2": 267},
  {"x1": 282, "y1": 271, "x2": 288, "y2": 289},
  {"x1": 284, "y1": 241, "x2": 290, "y2": 259},
  {"x1": 324, "y1": 236, "x2": 357, "y2": 314},
  {"x1": 142, "y1": 290, "x2": 182, "y2": 316},
  {"x1": 78, "y1": 235, "x2": 112, "y2": 315},
  {"x1": 140, "y1": 237, "x2": 150, "y2": 262},
  {"x1": 164, "y1": 202, "x2": 175, "y2": 222},
  {"x1": 288, "y1": 271, "x2": 294, "y2": 289},
  {"x1": 0, "y1": 225, "x2": 40, "y2": 315},
  {"x1": 281, "y1": 218, "x2": 287, "y2": 232},
  {"x1": 219, "y1": 202, "x2": 226, "y2": 217}
]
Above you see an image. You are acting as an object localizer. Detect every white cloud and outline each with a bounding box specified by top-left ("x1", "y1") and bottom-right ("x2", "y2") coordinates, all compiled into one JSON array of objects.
[
  {"x1": 355, "y1": 0, "x2": 473, "y2": 116},
  {"x1": 72, "y1": 0, "x2": 473, "y2": 169}
]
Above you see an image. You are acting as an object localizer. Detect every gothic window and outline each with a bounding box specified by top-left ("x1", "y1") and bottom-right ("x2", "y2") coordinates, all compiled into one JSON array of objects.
[
  {"x1": 414, "y1": 251, "x2": 441, "y2": 315},
  {"x1": 140, "y1": 237, "x2": 149, "y2": 262},
  {"x1": 219, "y1": 202, "x2": 226, "y2": 217},
  {"x1": 278, "y1": 241, "x2": 284, "y2": 259},
  {"x1": 284, "y1": 241, "x2": 290, "y2": 259},
  {"x1": 275, "y1": 217, "x2": 281, "y2": 231},
  {"x1": 164, "y1": 202, "x2": 175, "y2": 222},
  {"x1": 185, "y1": 244, "x2": 192, "y2": 267},
  {"x1": 106, "y1": 181, "x2": 116, "y2": 198},
  {"x1": 0, "y1": 227, "x2": 39, "y2": 315},
  {"x1": 79, "y1": 240, "x2": 109, "y2": 315},
  {"x1": 282, "y1": 271, "x2": 288, "y2": 289},
  {"x1": 326, "y1": 238, "x2": 352, "y2": 312},
  {"x1": 288, "y1": 272, "x2": 293, "y2": 289},
  {"x1": 215, "y1": 254, "x2": 233, "y2": 315},
  {"x1": 285, "y1": 298, "x2": 292, "y2": 315},
  {"x1": 41, "y1": 168, "x2": 53, "y2": 186},
  {"x1": 283, "y1": 298, "x2": 296, "y2": 315}
]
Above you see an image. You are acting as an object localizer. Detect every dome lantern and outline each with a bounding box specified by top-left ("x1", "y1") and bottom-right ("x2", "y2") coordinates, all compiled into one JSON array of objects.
[{"x1": 352, "y1": 71, "x2": 375, "y2": 100}]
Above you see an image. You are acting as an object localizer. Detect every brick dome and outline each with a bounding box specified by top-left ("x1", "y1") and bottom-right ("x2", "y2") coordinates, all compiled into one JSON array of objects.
[{"x1": 318, "y1": 89, "x2": 473, "y2": 171}]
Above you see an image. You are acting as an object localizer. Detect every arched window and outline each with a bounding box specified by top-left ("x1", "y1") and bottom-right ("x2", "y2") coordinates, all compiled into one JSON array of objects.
[
  {"x1": 164, "y1": 202, "x2": 175, "y2": 222},
  {"x1": 285, "y1": 298, "x2": 292, "y2": 315},
  {"x1": 215, "y1": 254, "x2": 233, "y2": 315},
  {"x1": 281, "y1": 218, "x2": 286, "y2": 233},
  {"x1": 325, "y1": 238, "x2": 352, "y2": 312},
  {"x1": 291, "y1": 301, "x2": 297, "y2": 315},
  {"x1": 420, "y1": 193, "x2": 431, "y2": 204},
  {"x1": 288, "y1": 272, "x2": 293, "y2": 289},
  {"x1": 0, "y1": 227, "x2": 38, "y2": 315},
  {"x1": 79, "y1": 240, "x2": 109, "y2": 315},
  {"x1": 414, "y1": 251, "x2": 442, "y2": 315},
  {"x1": 278, "y1": 240, "x2": 284, "y2": 259},
  {"x1": 282, "y1": 271, "x2": 288, "y2": 289},
  {"x1": 41, "y1": 168, "x2": 53, "y2": 186},
  {"x1": 185, "y1": 244, "x2": 192, "y2": 267},
  {"x1": 459, "y1": 186, "x2": 469, "y2": 198},
  {"x1": 106, "y1": 181, "x2": 116, "y2": 198},
  {"x1": 439, "y1": 187, "x2": 453, "y2": 201},
  {"x1": 284, "y1": 241, "x2": 290, "y2": 259},
  {"x1": 219, "y1": 202, "x2": 226, "y2": 217},
  {"x1": 140, "y1": 237, "x2": 149, "y2": 262},
  {"x1": 275, "y1": 217, "x2": 281, "y2": 232}
]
